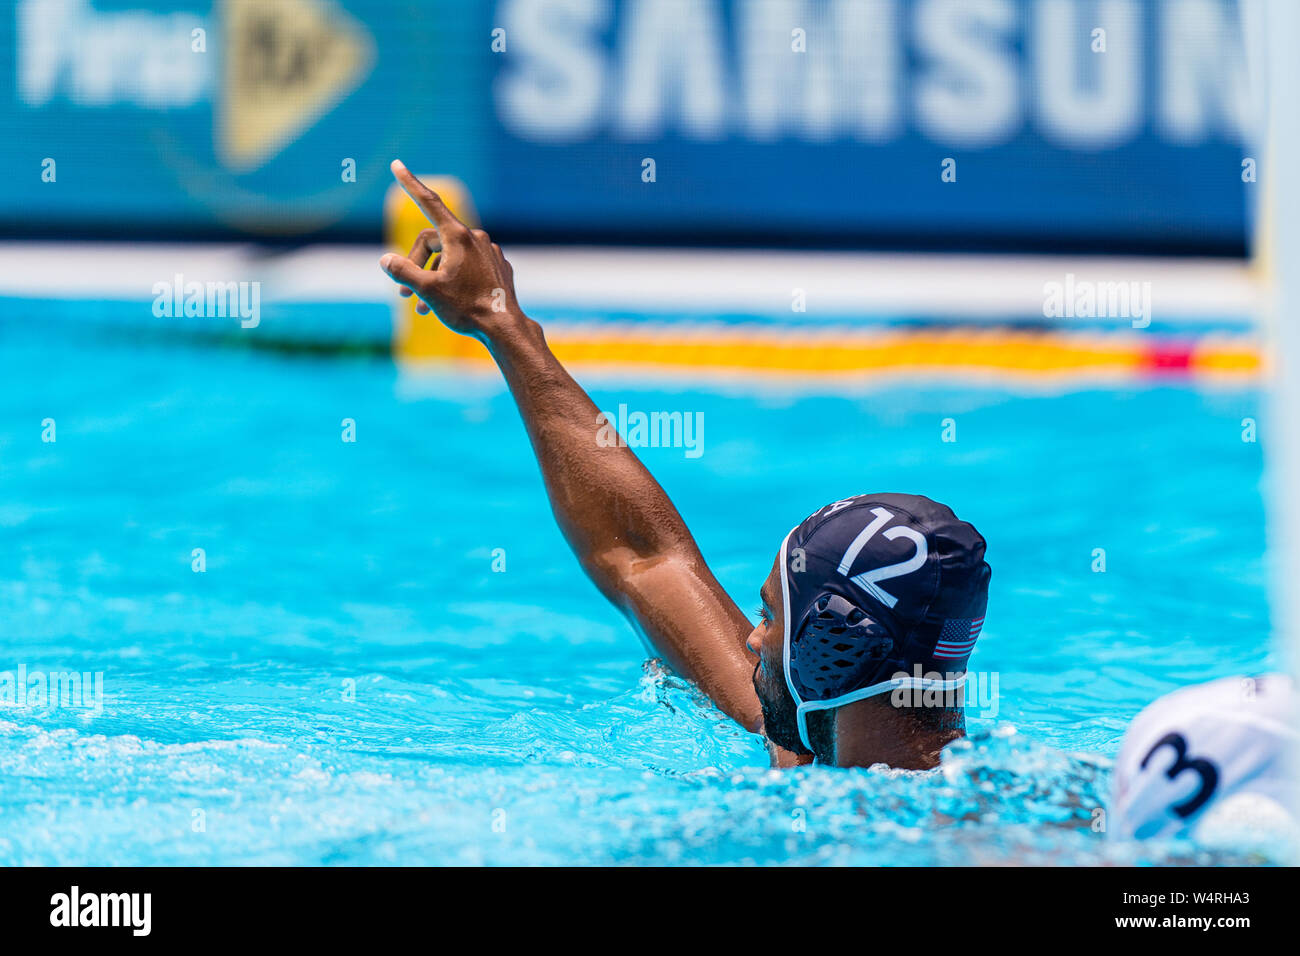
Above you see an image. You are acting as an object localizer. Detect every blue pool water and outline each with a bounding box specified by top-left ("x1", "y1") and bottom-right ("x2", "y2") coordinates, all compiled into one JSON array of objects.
[{"x1": 0, "y1": 321, "x2": 1278, "y2": 865}]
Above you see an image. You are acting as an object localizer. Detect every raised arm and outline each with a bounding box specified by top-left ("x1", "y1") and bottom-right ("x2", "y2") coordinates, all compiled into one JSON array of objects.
[{"x1": 379, "y1": 162, "x2": 763, "y2": 731}]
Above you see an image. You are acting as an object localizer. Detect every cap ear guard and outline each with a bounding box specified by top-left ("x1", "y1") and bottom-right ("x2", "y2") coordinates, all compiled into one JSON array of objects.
[{"x1": 789, "y1": 593, "x2": 895, "y2": 701}]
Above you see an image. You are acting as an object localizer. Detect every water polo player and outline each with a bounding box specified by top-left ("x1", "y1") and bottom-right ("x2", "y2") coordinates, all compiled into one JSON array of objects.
[{"x1": 379, "y1": 161, "x2": 991, "y2": 769}]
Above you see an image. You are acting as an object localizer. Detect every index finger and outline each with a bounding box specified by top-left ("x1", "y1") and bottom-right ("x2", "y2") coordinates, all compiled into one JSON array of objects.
[{"x1": 390, "y1": 159, "x2": 464, "y2": 233}]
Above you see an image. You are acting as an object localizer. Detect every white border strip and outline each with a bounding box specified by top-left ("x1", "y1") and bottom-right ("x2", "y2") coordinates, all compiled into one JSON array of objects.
[{"x1": 0, "y1": 242, "x2": 1263, "y2": 323}]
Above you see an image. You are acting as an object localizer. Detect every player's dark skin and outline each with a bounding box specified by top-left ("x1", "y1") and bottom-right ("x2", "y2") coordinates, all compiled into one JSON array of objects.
[{"x1": 380, "y1": 161, "x2": 956, "y2": 770}]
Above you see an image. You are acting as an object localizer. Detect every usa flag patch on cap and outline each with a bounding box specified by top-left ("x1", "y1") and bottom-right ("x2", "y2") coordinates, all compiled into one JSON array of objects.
[{"x1": 934, "y1": 616, "x2": 984, "y2": 660}]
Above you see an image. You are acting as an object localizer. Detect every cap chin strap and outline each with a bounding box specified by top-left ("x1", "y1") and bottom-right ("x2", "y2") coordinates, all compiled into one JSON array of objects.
[
  {"x1": 794, "y1": 674, "x2": 969, "y2": 754},
  {"x1": 778, "y1": 528, "x2": 968, "y2": 754}
]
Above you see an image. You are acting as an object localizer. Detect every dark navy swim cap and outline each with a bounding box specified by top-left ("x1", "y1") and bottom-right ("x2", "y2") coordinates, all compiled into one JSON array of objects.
[{"x1": 779, "y1": 493, "x2": 990, "y2": 750}]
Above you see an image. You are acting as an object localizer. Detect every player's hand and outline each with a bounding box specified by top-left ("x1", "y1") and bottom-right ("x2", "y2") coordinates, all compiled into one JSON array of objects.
[{"x1": 379, "y1": 160, "x2": 522, "y2": 340}]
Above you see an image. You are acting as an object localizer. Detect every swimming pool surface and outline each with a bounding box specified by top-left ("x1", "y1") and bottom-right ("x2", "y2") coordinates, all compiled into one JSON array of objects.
[{"x1": 0, "y1": 321, "x2": 1278, "y2": 865}]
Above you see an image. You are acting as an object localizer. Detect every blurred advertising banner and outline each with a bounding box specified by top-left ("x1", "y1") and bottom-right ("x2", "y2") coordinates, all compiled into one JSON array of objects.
[
  {"x1": 0, "y1": 0, "x2": 1259, "y2": 251},
  {"x1": 0, "y1": 0, "x2": 483, "y2": 238}
]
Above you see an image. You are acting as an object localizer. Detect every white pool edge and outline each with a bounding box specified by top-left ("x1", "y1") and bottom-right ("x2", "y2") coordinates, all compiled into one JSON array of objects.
[{"x1": 0, "y1": 242, "x2": 1264, "y2": 323}]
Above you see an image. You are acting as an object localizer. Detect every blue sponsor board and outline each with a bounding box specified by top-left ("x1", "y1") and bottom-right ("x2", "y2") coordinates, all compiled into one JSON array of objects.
[
  {"x1": 484, "y1": 0, "x2": 1259, "y2": 252},
  {"x1": 0, "y1": 0, "x2": 486, "y2": 239},
  {"x1": 0, "y1": 0, "x2": 1259, "y2": 251}
]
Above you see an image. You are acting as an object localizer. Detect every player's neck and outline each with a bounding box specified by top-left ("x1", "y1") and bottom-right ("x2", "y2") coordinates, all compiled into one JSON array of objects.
[{"x1": 830, "y1": 698, "x2": 965, "y2": 770}]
